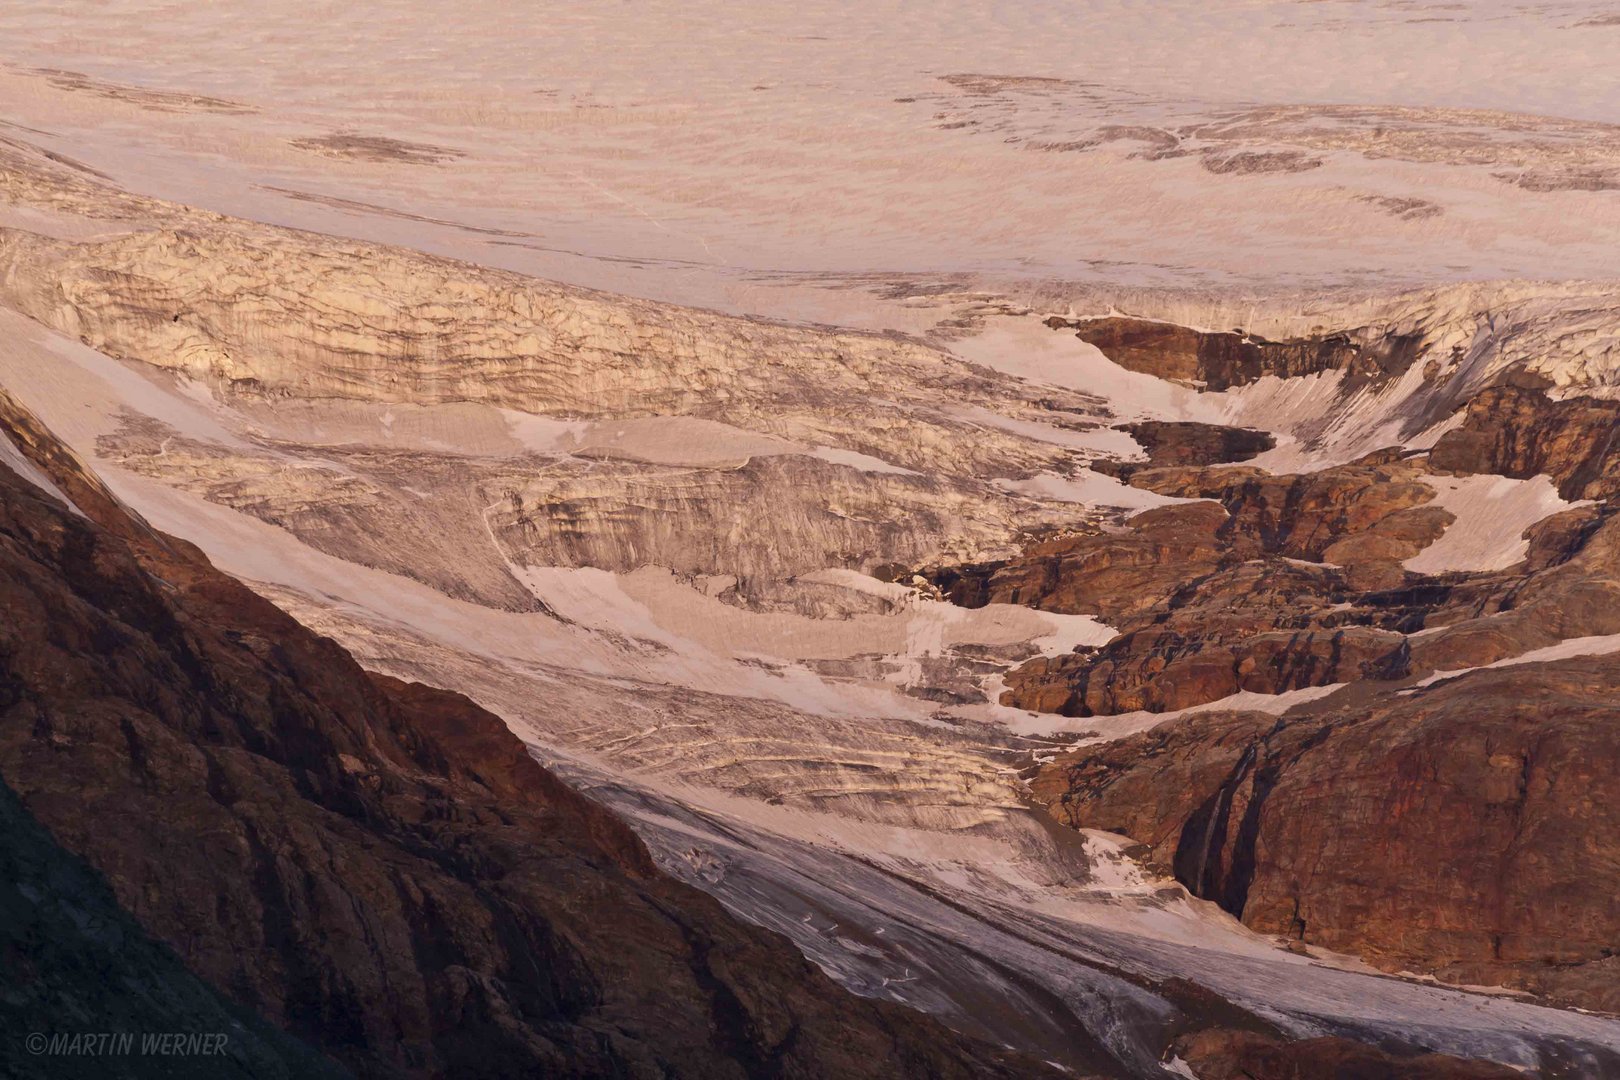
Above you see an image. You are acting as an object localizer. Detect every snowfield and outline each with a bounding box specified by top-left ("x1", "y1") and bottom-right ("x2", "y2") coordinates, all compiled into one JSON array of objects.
[{"x1": 1, "y1": 0, "x2": 1619, "y2": 309}]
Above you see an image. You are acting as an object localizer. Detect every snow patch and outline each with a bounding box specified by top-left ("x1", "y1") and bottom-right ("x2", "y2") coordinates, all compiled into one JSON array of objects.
[
  {"x1": 998, "y1": 470, "x2": 1194, "y2": 511},
  {"x1": 1414, "y1": 634, "x2": 1620, "y2": 688},
  {"x1": 1161, "y1": 1055, "x2": 1201, "y2": 1079},
  {"x1": 807, "y1": 445, "x2": 920, "y2": 476},
  {"x1": 981, "y1": 682, "x2": 1348, "y2": 739},
  {"x1": 1404, "y1": 473, "x2": 1578, "y2": 574}
]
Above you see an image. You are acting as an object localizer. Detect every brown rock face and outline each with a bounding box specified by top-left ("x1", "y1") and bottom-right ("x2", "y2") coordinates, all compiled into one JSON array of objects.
[
  {"x1": 1172, "y1": 1028, "x2": 1523, "y2": 1080},
  {"x1": 1129, "y1": 458, "x2": 1448, "y2": 566},
  {"x1": 1031, "y1": 660, "x2": 1620, "y2": 1012},
  {"x1": 945, "y1": 456, "x2": 1445, "y2": 618},
  {"x1": 0, "y1": 418, "x2": 1057, "y2": 1078},
  {"x1": 1109, "y1": 421, "x2": 1275, "y2": 471},
  {"x1": 933, "y1": 500, "x2": 1229, "y2": 622},
  {"x1": 1430, "y1": 384, "x2": 1620, "y2": 500},
  {"x1": 922, "y1": 322, "x2": 1620, "y2": 1023},
  {"x1": 953, "y1": 458, "x2": 1451, "y2": 714},
  {"x1": 1051, "y1": 316, "x2": 1421, "y2": 391},
  {"x1": 0, "y1": 772, "x2": 349, "y2": 1080},
  {"x1": 1005, "y1": 616, "x2": 1408, "y2": 715}
]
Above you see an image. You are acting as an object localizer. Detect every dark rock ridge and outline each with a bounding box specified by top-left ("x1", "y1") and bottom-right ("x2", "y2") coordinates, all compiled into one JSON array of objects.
[
  {"x1": 1048, "y1": 315, "x2": 1423, "y2": 391},
  {"x1": 0, "y1": 396, "x2": 1061, "y2": 1080},
  {"x1": 1030, "y1": 659, "x2": 1620, "y2": 1015}
]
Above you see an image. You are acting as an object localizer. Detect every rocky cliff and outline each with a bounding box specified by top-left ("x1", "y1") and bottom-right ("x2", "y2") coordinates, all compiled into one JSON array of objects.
[
  {"x1": 990, "y1": 313, "x2": 1620, "y2": 1021},
  {"x1": 1052, "y1": 315, "x2": 1423, "y2": 391},
  {"x1": 1031, "y1": 658, "x2": 1620, "y2": 1013},
  {"x1": 0, "y1": 775, "x2": 349, "y2": 1080}
]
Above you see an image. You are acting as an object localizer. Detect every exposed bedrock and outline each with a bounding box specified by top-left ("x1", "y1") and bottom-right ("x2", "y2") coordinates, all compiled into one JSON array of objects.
[
  {"x1": 937, "y1": 456, "x2": 1464, "y2": 714},
  {"x1": 942, "y1": 455, "x2": 1448, "y2": 615},
  {"x1": 1102, "y1": 420, "x2": 1275, "y2": 473},
  {"x1": 1047, "y1": 315, "x2": 1423, "y2": 391},
  {"x1": 928, "y1": 500, "x2": 1230, "y2": 622},
  {"x1": 0, "y1": 409, "x2": 1059, "y2": 1080},
  {"x1": 1031, "y1": 658, "x2": 1620, "y2": 1013},
  {"x1": 993, "y1": 497, "x2": 1620, "y2": 717},
  {"x1": 1005, "y1": 617, "x2": 1409, "y2": 716},
  {"x1": 944, "y1": 422, "x2": 1620, "y2": 716},
  {"x1": 1431, "y1": 384, "x2": 1620, "y2": 501},
  {"x1": 0, "y1": 774, "x2": 348, "y2": 1080}
]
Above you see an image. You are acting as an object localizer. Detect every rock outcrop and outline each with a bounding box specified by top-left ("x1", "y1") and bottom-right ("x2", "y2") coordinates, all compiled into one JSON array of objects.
[
  {"x1": 938, "y1": 307, "x2": 1620, "y2": 1022},
  {"x1": 941, "y1": 456, "x2": 1464, "y2": 714},
  {"x1": 1106, "y1": 420, "x2": 1275, "y2": 472},
  {"x1": 1031, "y1": 658, "x2": 1620, "y2": 1013},
  {"x1": 1049, "y1": 316, "x2": 1422, "y2": 391},
  {"x1": 0, "y1": 776, "x2": 348, "y2": 1080},
  {"x1": 1431, "y1": 384, "x2": 1620, "y2": 501}
]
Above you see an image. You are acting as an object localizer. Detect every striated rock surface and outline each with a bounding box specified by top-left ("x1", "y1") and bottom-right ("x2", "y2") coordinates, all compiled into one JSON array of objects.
[{"x1": 0, "y1": 409, "x2": 1060, "y2": 1079}]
